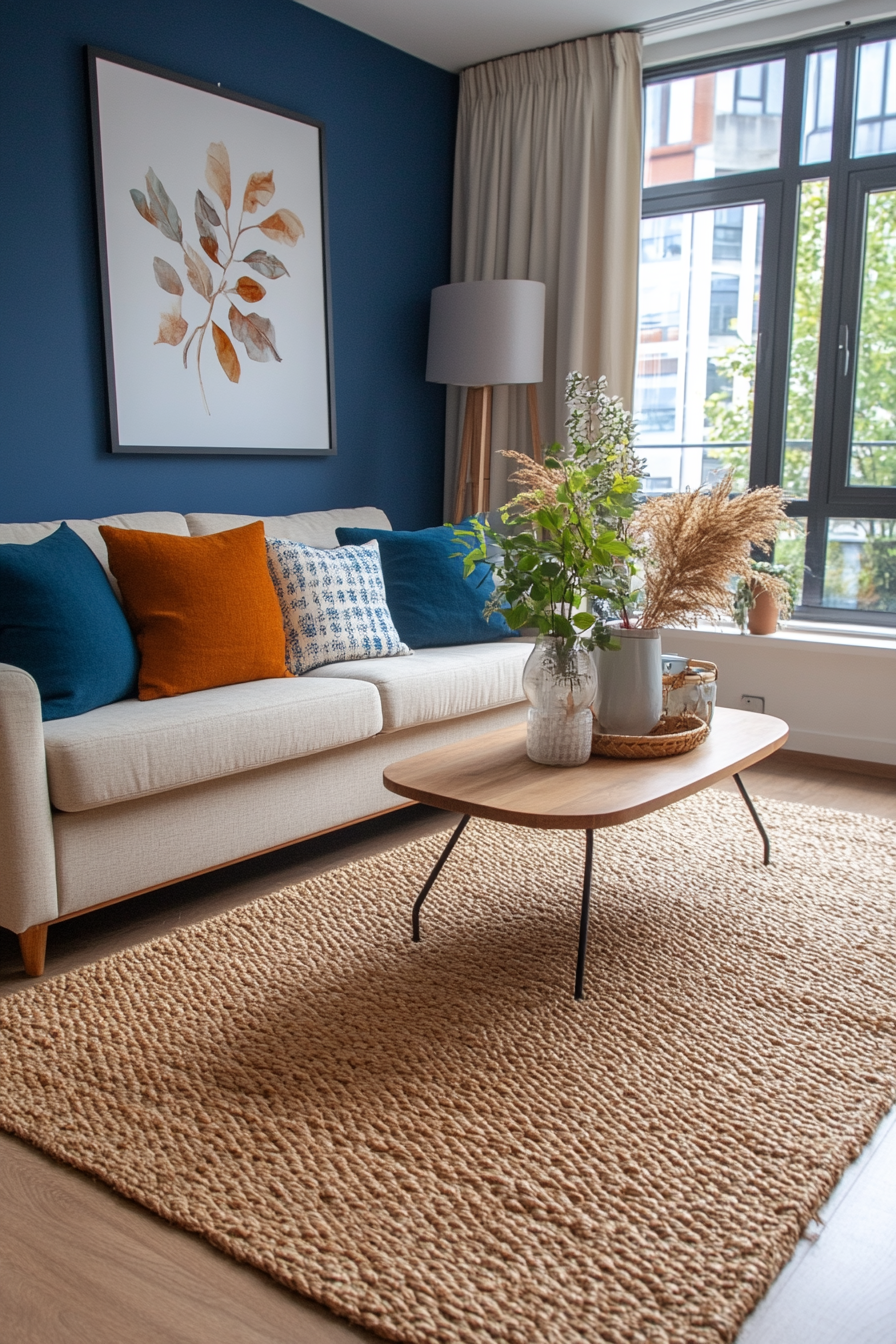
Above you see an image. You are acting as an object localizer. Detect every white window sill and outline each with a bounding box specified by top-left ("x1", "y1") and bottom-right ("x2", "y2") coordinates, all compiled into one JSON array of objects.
[{"x1": 662, "y1": 620, "x2": 896, "y2": 655}]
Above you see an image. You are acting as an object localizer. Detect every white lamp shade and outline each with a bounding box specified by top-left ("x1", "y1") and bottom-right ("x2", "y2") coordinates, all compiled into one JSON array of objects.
[{"x1": 426, "y1": 279, "x2": 545, "y2": 386}]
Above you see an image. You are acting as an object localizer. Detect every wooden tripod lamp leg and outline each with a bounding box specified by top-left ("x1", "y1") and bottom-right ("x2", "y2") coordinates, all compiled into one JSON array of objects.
[
  {"x1": 452, "y1": 385, "x2": 492, "y2": 522},
  {"x1": 527, "y1": 383, "x2": 542, "y2": 464},
  {"x1": 473, "y1": 385, "x2": 492, "y2": 515},
  {"x1": 452, "y1": 388, "x2": 477, "y2": 524}
]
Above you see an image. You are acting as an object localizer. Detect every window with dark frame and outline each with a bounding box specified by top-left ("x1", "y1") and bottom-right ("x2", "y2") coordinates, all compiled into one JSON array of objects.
[{"x1": 637, "y1": 20, "x2": 896, "y2": 625}]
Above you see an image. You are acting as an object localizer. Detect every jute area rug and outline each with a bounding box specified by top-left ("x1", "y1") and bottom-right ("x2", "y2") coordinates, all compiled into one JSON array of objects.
[{"x1": 1, "y1": 792, "x2": 894, "y2": 1344}]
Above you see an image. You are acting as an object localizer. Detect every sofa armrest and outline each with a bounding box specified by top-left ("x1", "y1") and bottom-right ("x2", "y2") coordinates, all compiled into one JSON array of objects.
[{"x1": 0, "y1": 664, "x2": 58, "y2": 932}]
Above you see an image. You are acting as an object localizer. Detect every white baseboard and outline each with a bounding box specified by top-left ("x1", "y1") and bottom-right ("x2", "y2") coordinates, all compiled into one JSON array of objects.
[{"x1": 780, "y1": 728, "x2": 896, "y2": 767}]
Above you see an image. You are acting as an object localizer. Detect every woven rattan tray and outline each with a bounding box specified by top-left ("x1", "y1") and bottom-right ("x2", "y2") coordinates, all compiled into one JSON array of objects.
[{"x1": 591, "y1": 713, "x2": 710, "y2": 759}]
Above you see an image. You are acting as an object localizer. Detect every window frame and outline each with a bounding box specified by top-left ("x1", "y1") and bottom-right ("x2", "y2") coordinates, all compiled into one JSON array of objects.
[{"x1": 641, "y1": 18, "x2": 896, "y2": 626}]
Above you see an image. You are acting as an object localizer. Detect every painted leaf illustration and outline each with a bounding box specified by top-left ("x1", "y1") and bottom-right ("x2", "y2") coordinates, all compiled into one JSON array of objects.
[
  {"x1": 242, "y1": 249, "x2": 289, "y2": 279},
  {"x1": 195, "y1": 189, "x2": 222, "y2": 227},
  {"x1": 212, "y1": 322, "x2": 241, "y2": 382},
  {"x1": 144, "y1": 168, "x2": 182, "y2": 244},
  {"x1": 206, "y1": 142, "x2": 231, "y2": 211},
  {"x1": 155, "y1": 302, "x2": 188, "y2": 347},
  {"x1": 184, "y1": 244, "x2": 214, "y2": 301},
  {"x1": 194, "y1": 193, "x2": 221, "y2": 266},
  {"x1": 243, "y1": 170, "x2": 275, "y2": 214},
  {"x1": 258, "y1": 209, "x2": 304, "y2": 247},
  {"x1": 130, "y1": 189, "x2": 155, "y2": 226},
  {"x1": 199, "y1": 234, "x2": 221, "y2": 265},
  {"x1": 153, "y1": 256, "x2": 184, "y2": 296},
  {"x1": 229, "y1": 304, "x2": 281, "y2": 363},
  {"x1": 232, "y1": 276, "x2": 266, "y2": 303}
]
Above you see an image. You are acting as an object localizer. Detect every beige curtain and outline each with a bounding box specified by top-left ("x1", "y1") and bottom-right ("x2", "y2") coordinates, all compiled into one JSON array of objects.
[{"x1": 445, "y1": 31, "x2": 643, "y2": 518}]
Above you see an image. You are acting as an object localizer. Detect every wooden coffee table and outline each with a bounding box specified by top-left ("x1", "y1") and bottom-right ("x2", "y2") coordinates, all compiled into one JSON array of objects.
[{"x1": 383, "y1": 707, "x2": 788, "y2": 999}]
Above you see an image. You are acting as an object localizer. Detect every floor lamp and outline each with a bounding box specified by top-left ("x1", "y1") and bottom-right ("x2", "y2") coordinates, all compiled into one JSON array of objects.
[{"x1": 426, "y1": 280, "x2": 545, "y2": 523}]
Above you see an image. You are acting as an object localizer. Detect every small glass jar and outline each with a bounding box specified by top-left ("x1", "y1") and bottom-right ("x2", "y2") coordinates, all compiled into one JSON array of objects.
[
  {"x1": 522, "y1": 635, "x2": 597, "y2": 767},
  {"x1": 662, "y1": 658, "x2": 718, "y2": 725}
]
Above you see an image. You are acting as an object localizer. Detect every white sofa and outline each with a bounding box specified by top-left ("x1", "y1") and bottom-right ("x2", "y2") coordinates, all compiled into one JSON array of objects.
[{"x1": 0, "y1": 506, "x2": 529, "y2": 976}]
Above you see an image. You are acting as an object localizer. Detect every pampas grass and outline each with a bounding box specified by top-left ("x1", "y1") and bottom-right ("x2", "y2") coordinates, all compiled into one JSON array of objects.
[
  {"x1": 500, "y1": 451, "x2": 564, "y2": 511},
  {"x1": 631, "y1": 474, "x2": 787, "y2": 629}
]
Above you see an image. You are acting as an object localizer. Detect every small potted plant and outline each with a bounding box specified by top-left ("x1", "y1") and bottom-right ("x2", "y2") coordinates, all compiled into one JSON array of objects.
[
  {"x1": 733, "y1": 560, "x2": 801, "y2": 634},
  {"x1": 455, "y1": 373, "x2": 642, "y2": 767}
]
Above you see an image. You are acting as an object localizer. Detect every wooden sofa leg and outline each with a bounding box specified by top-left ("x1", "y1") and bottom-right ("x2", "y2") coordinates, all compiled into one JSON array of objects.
[{"x1": 18, "y1": 924, "x2": 48, "y2": 977}]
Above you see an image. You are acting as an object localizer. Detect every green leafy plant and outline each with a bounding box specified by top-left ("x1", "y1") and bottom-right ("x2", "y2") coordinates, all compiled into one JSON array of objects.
[
  {"x1": 130, "y1": 142, "x2": 303, "y2": 413},
  {"x1": 732, "y1": 559, "x2": 801, "y2": 632},
  {"x1": 454, "y1": 373, "x2": 643, "y2": 652}
]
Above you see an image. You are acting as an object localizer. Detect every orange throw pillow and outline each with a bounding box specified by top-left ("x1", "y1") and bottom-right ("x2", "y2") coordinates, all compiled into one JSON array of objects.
[{"x1": 99, "y1": 521, "x2": 290, "y2": 700}]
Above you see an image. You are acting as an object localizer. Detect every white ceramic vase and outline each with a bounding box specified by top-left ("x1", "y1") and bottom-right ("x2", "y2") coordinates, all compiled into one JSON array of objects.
[
  {"x1": 595, "y1": 624, "x2": 663, "y2": 736},
  {"x1": 522, "y1": 635, "x2": 597, "y2": 767}
]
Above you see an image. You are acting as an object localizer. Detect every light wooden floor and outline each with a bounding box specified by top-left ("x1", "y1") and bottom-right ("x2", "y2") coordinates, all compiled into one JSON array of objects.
[{"x1": 1, "y1": 752, "x2": 894, "y2": 1343}]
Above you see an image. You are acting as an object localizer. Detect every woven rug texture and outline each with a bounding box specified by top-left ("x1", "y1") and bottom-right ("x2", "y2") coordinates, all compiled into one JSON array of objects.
[{"x1": 1, "y1": 791, "x2": 894, "y2": 1344}]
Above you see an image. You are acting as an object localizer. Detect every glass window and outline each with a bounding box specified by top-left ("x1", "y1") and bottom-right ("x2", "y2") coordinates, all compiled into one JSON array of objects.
[
  {"x1": 801, "y1": 50, "x2": 837, "y2": 163},
  {"x1": 849, "y1": 188, "x2": 896, "y2": 488},
  {"x1": 783, "y1": 180, "x2": 829, "y2": 498},
  {"x1": 643, "y1": 60, "x2": 785, "y2": 187},
  {"x1": 823, "y1": 519, "x2": 896, "y2": 611},
  {"x1": 634, "y1": 203, "x2": 765, "y2": 494},
  {"x1": 712, "y1": 207, "x2": 744, "y2": 259},
  {"x1": 854, "y1": 39, "x2": 896, "y2": 156},
  {"x1": 773, "y1": 519, "x2": 807, "y2": 606},
  {"x1": 643, "y1": 33, "x2": 896, "y2": 625}
]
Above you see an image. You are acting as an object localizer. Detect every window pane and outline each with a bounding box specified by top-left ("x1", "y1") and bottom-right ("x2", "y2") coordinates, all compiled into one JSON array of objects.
[
  {"x1": 854, "y1": 40, "x2": 896, "y2": 157},
  {"x1": 801, "y1": 50, "x2": 837, "y2": 163},
  {"x1": 773, "y1": 519, "x2": 807, "y2": 607},
  {"x1": 849, "y1": 189, "x2": 896, "y2": 488},
  {"x1": 783, "y1": 179, "x2": 829, "y2": 498},
  {"x1": 644, "y1": 61, "x2": 785, "y2": 187},
  {"x1": 823, "y1": 519, "x2": 896, "y2": 611},
  {"x1": 634, "y1": 203, "x2": 765, "y2": 494}
]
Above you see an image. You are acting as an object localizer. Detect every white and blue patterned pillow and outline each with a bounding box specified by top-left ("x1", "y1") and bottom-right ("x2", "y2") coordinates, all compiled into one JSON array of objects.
[{"x1": 265, "y1": 538, "x2": 410, "y2": 674}]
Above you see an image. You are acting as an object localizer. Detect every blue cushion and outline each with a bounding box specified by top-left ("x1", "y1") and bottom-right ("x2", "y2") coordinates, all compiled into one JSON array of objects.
[
  {"x1": 335, "y1": 523, "x2": 514, "y2": 649},
  {"x1": 0, "y1": 522, "x2": 139, "y2": 720}
]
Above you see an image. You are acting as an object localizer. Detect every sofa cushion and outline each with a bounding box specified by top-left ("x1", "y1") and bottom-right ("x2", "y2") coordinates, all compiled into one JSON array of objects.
[
  {"x1": 0, "y1": 512, "x2": 190, "y2": 601},
  {"x1": 305, "y1": 640, "x2": 530, "y2": 732},
  {"x1": 266, "y1": 538, "x2": 410, "y2": 673},
  {"x1": 186, "y1": 507, "x2": 391, "y2": 548},
  {"x1": 43, "y1": 676, "x2": 383, "y2": 812},
  {"x1": 0, "y1": 522, "x2": 139, "y2": 721},
  {"x1": 101, "y1": 522, "x2": 290, "y2": 700},
  {"x1": 335, "y1": 523, "x2": 514, "y2": 647}
]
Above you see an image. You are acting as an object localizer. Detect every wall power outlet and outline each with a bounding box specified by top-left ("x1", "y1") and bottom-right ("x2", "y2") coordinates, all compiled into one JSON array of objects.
[{"x1": 741, "y1": 695, "x2": 765, "y2": 713}]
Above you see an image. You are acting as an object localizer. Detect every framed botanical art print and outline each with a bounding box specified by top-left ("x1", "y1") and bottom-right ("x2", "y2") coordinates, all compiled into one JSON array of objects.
[{"x1": 87, "y1": 48, "x2": 336, "y2": 454}]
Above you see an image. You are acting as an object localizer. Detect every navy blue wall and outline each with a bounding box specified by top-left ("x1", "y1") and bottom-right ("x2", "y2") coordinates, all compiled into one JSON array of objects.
[{"x1": 0, "y1": 0, "x2": 456, "y2": 527}]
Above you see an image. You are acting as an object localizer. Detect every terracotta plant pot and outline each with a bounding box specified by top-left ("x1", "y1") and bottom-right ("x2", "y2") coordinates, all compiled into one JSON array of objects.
[{"x1": 748, "y1": 584, "x2": 779, "y2": 635}]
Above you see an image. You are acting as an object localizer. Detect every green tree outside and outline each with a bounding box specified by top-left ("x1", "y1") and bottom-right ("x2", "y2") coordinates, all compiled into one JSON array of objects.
[{"x1": 703, "y1": 180, "x2": 896, "y2": 611}]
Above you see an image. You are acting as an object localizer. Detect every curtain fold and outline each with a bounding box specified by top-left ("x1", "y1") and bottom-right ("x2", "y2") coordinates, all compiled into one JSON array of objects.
[{"x1": 445, "y1": 31, "x2": 643, "y2": 518}]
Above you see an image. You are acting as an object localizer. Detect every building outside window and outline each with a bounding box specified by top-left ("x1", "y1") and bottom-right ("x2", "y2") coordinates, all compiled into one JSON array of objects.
[{"x1": 635, "y1": 22, "x2": 896, "y2": 623}]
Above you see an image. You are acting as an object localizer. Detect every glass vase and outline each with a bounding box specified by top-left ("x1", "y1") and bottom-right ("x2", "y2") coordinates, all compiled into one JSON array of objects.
[{"x1": 522, "y1": 635, "x2": 597, "y2": 767}]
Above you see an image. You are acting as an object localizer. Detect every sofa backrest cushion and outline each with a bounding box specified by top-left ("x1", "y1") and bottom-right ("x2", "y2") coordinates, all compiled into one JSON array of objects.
[
  {"x1": 186, "y1": 506, "x2": 391, "y2": 548},
  {"x1": 0, "y1": 512, "x2": 190, "y2": 602},
  {"x1": 0, "y1": 522, "x2": 139, "y2": 721},
  {"x1": 335, "y1": 524, "x2": 515, "y2": 649},
  {"x1": 100, "y1": 521, "x2": 290, "y2": 700}
]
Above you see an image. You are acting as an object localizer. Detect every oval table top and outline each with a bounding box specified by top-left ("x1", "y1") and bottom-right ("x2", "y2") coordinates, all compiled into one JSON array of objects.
[{"x1": 383, "y1": 706, "x2": 789, "y2": 831}]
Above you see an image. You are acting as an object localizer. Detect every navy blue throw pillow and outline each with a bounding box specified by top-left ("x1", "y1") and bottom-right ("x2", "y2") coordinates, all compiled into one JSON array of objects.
[
  {"x1": 335, "y1": 523, "x2": 514, "y2": 649},
  {"x1": 0, "y1": 522, "x2": 139, "y2": 720}
]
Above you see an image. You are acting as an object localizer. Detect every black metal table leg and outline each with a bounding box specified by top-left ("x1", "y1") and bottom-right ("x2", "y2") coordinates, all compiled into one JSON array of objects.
[
  {"x1": 574, "y1": 829, "x2": 595, "y2": 1001},
  {"x1": 733, "y1": 772, "x2": 771, "y2": 865},
  {"x1": 412, "y1": 814, "x2": 471, "y2": 941}
]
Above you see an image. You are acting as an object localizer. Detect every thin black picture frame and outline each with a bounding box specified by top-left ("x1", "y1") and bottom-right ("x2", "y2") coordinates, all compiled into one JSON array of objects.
[{"x1": 86, "y1": 46, "x2": 337, "y2": 456}]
